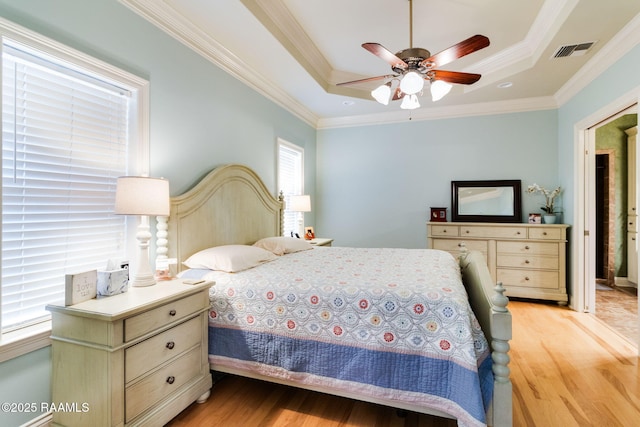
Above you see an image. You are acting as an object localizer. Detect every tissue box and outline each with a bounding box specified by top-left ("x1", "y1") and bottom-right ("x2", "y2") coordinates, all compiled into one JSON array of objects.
[{"x1": 97, "y1": 269, "x2": 129, "y2": 296}]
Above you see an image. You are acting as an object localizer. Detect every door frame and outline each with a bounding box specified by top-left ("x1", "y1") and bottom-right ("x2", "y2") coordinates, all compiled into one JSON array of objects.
[{"x1": 574, "y1": 89, "x2": 638, "y2": 349}]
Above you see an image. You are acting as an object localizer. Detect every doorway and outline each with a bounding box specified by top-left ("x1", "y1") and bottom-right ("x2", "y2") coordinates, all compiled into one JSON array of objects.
[{"x1": 580, "y1": 102, "x2": 638, "y2": 347}]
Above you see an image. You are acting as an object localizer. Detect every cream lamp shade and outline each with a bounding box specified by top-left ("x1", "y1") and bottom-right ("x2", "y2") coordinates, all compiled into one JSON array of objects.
[
  {"x1": 115, "y1": 176, "x2": 170, "y2": 216},
  {"x1": 289, "y1": 194, "x2": 311, "y2": 212},
  {"x1": 115, "y1": 176, "x2": 170, "y2": 287}
]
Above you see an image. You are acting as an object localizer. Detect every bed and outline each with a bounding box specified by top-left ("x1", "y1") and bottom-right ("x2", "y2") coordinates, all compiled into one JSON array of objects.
[{"x1": 165, "y1": 164, "x2": 512, "y2": 427}]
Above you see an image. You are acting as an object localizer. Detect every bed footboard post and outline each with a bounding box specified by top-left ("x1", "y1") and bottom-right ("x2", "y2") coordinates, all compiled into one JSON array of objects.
[{"x1": 490, "y1": 282, "x2": 512, "y2": 427}]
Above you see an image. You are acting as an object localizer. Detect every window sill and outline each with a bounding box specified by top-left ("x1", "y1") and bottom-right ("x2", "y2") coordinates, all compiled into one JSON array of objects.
[{"x1": 0, "y1": 321, "x2": 51, "y2": 363}]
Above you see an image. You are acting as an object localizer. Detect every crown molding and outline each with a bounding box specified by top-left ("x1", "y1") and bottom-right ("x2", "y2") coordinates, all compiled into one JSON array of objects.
[
  {"x1": 317, "y1": 96, "x2": 558, "y2": 129},
  {"x1": 119, "y1": 0, "x2": 320, "y2": 128}
]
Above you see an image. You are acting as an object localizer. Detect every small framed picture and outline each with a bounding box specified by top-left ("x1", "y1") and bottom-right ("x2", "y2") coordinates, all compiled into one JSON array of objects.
[
  {"x1": 304, "y1": 226, "x2": 315, "y2": 240},
  {"x1": 430, "y1": 207, "x2": 447, "y2": 222},
  {"x1": 528, "y1": 213, "x2": 541, "y2": 224}
]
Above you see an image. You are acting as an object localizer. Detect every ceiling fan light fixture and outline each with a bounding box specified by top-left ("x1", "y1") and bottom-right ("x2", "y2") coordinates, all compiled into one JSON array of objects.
[
  {"x1": 371, "y1": 82, "x2": 392, "y2": 105},
  {"x1": 430, "y1": 79, "x2": 452, "y2": 102},
  {"x1": 400, "y1": 93, "x2": 420, "y2": 110},
  {"x1": 399, "y1": 71, "x2": 424, "y2": 95}
]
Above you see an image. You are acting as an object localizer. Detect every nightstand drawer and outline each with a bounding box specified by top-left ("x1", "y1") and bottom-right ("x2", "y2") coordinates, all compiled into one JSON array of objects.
[
  {"x1": 126, "y1": 345, "x2": 202, "y2": 422},
  {"x1": 125, "y1": 292, "x2": 205, "y2": 342},
  {"x1": 125, "y1": 316, "x2": 202, "y2": 383}
]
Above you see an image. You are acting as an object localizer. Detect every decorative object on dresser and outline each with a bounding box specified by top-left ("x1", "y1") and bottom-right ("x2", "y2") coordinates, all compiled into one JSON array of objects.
[
  {"x1": 451, "y1": 180, "x2": 522, "y2": 223},
  {"x1": 430, "y1": 207, "x2": 447, "y2": 222},
  {"x1": 428, "y1": 221, "x2": 569, "y2": 304},
  {"x1": 115, "y1": 176, "x2": 170, "y2": 287},
  {"x1": 64, "y1": 270, "x2": 97, "y2": 305},
  {"x1": 46, "y1": 279, "x2": 213, "y2": 427},
  {"x1": 526, "y1": 183, "x2": 562, "y2": 224}
]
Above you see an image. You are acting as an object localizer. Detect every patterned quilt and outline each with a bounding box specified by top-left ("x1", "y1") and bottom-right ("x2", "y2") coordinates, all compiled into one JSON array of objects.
[{"x1": 187, "y1": 247, "x2": 492, "y2": 427}]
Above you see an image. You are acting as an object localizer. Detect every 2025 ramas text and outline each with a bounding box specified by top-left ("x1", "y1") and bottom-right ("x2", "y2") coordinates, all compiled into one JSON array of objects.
[{"x1": 1, "y1": 402, "x2": 89, "y2": 413}]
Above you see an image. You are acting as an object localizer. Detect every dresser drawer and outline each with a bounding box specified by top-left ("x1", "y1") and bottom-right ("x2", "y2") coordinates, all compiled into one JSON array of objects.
[
  {"x1": 432, "y1": 238, "x2": 488, "y2": 254},
  {"x1": 497, "y1": 241, "x2": 558, "y2": 256},
  {"x1": 126, "y1": 345, "x2": 202, "y2": 422},
  {"x1": 460, "y1": 225, "x2": 527, "y2": 239},
  {"x1": 430, "y1": 224, "x2": 459, "y2": 237},
  {"x1": 125, "y1": 315, "x2": 202, "y2": 383},
  {"x1": 497, "y1": 269, "x2": 559, "y2": 290},
  {"x1": 497, "y1": 254, "x2": 559, "y2": 270},
  {"x1": 528, "y1": 227, "x2": 563, "y2": 240},
  {"x1": 124, "y1": 293, "x2": 206, "y2": 342}
]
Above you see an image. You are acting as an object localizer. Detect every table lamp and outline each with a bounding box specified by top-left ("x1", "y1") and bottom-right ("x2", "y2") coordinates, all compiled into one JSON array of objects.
[{"x1": 115, "y1": 176, "x2": 170, "y2": 287}]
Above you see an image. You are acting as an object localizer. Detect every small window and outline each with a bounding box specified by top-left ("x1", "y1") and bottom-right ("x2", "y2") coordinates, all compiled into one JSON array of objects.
[{"x1": 277, "y1": 138, "x2": 304, "y2": 236}]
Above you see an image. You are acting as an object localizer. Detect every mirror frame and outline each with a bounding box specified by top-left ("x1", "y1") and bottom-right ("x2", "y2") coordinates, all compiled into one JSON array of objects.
[{"x1": 451, "y1": 179, "x2": 522, "y2": 223}]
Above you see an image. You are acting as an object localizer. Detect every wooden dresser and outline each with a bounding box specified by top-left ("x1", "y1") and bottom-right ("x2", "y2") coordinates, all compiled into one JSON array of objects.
[
  {"x1": 427, "y1": 222, "x2": 569, "y2": 304},
  {"x1": 46, "y1": 279, "x2": 213, "y2": 426}
]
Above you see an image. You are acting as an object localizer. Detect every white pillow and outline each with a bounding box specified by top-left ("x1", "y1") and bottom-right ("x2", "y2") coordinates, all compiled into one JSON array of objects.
[
  {"x1": 183, "y1": 245, "x2": 277, "y2": 272},
  {"x1": 253, "y1": 236, "x2": 313, "y2": 256}
]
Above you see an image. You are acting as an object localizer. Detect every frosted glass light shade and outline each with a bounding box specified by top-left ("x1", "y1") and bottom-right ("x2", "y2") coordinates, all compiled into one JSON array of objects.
[
  {"x1": 115, "y1": 176, "x2": 170, "y2": 216},
  {"x1": 431, "y1": 80, "x2": 453, "y2": 101},
  {"x1": 371, "y1": 83, "x2": 391, "y2": 105},
  {"x1": 400, "y1": 94, "x2": 420, "y2": 110},
  {"x1": 399, "y1": 71, "x2": 424, "y2": 95}
]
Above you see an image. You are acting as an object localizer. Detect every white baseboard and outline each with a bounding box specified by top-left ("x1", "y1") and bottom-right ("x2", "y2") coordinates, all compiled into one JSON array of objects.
[
  {"x1": 19, "y1": 412, "x2": 51, "y2": 427},
  {"x1": 614, "y1": 276, "x2": 638, "y2": 288}
]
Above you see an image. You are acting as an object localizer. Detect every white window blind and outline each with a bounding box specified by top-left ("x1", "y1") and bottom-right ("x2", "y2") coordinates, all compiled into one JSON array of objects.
[
  {"x1": 1, "y1": 43, "x2": 130, "y2": 331},
  {"x1": 277, "y1": 139, "x2": 304, "y2": 237}
]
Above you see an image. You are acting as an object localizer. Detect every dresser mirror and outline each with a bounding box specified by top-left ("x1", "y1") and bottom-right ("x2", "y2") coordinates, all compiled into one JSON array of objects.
[{"x1": 451, "y1": 179, "x2": 522, "y2": 222}]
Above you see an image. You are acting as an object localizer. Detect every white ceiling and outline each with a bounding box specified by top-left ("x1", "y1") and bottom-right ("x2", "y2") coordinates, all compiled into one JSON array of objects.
[{"x1": 121, "y1": 0, "x2": 640, "y2": 128}]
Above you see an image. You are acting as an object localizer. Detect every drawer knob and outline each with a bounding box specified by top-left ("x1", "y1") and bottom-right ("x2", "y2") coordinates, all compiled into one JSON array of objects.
[
  {"x1": 524, "y1": 245, "x2": 530, "y2": 250},
  {"x1": 166, "y1": 341, "x2": 175, "y2": 350},
  {"x1": 543, "y1": 232, "x2": 547, "y2": 235},
  {"x1": 516, "y1": 231, "x2": 521, "y2": 235},
  {"x1": 443, "y1": 229, "x2": 447, "y2": 233},
  {"x1": 465, "y1": 230, "x2": 470, "y2": 234},
  {"x1": 166, "y1": 376, "x2": 175, "y2": 385},
  {"x1": 169, "y1": 309, "x2": 177, "y2": 316},
  {"x1": 525, "y1": 277, "x2": 530, "y2": 281},
  {"x1": 525, "y1": 260, "x2": 530, "y2": 264}
]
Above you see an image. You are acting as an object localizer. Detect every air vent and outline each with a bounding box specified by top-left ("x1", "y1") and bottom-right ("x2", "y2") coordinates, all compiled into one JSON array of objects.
[{"x1": 552, "y1": 41, "x2": 596, "y2": 58}]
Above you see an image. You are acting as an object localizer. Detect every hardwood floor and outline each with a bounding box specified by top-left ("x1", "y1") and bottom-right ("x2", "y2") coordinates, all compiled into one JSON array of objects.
[{"x1": 167, "y1": 300, "x2": 640, "y2": 427}]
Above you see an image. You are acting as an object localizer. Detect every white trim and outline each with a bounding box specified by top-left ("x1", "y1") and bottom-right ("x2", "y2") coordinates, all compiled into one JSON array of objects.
[
  {"x1": 18, "y1": 411, "x2": 51, "y2": 427},
  {"x1": 0, "y1": 320, "x2": 51, "y2": 363}
]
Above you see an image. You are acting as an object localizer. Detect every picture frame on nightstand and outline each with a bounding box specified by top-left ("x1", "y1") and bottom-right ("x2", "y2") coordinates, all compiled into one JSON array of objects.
[
  {"x1": 304, "y1": 226, "x2": 315, "y2": 240},
  {"x1": 65, "y1": 270, "x2": 97, "y2": 305}
]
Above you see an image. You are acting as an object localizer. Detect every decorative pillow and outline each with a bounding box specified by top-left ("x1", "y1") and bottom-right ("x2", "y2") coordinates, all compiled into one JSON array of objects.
[
  {"x1": 183, "y1": 245, "x2": 277, "y2": 272},
  {"x1": 253, "y1": 236, "x2": 313, "y2": 256}
]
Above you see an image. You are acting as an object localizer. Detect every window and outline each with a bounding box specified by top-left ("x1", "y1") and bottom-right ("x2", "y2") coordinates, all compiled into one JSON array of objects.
[
  {"x1": 0, "y1": 23, "x2": 148, "y2": 358},
  {"x1": 277, "y1": 138, "x2": 304, "y2": 236}
]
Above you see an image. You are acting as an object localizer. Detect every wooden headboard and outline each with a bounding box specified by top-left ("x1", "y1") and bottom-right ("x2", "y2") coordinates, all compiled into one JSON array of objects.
[{"x1": 167, "y1": 164, "x2": 283, "y2": 271}]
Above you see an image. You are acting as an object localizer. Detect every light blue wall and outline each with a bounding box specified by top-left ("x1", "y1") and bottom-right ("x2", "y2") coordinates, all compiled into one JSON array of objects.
[
  {"x1": 317, "y1": 110, "x2": 559, "y2": 248},
  {"x1": 0, "y1": 0, "x2": 314, "y2": 425}
]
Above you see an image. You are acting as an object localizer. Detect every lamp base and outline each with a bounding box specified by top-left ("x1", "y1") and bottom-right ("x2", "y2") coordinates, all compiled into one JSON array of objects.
[{"x1": 132, "y1": 216, "x2": 156, "y2": 287}]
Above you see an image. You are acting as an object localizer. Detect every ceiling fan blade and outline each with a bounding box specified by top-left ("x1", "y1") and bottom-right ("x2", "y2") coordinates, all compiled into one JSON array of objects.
[
  {"x1": 362, "y1": 43, "x2": 408, "y2": 70},
  {"x1": 420, "y1": 35, "x2": 490, "y2": 69},
  {"x1": 336, "y1": 74, "x2": 394, "y2": 86},
  {"x1": 431, "y1": 70, "x2": 482, "y2": 85}
]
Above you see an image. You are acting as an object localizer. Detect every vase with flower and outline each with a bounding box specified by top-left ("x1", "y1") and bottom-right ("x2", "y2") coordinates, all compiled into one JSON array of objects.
[{"x1": 527, "y1": 183, "x2": 562, "y2": 224}]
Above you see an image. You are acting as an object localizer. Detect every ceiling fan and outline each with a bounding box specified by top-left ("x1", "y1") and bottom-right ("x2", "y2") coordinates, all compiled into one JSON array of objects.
[{"x1": 337, "y1": 0, "x2": 490, "y2": 109}]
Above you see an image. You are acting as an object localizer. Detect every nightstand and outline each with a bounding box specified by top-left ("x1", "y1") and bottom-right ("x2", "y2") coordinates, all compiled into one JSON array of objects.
[
  {"x1": 46, "y1": 279, "x2": 213, "y2": 426},
  {"x1": 309, "y1": 238, "x2": 333, "y2": 247}
]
